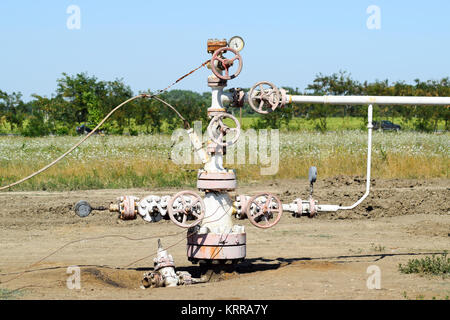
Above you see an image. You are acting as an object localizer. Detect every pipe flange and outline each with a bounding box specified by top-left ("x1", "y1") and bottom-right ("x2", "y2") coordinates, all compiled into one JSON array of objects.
[
  {"x1": 280, "y1": 88, "x2": 288, "y2": 108},
  {"x1": 207, "y1": 75, "x2": 227, "y2": 88},
  {"x1": 295, "y1": 198, "x2": 303, "y2": 217},
  {"x1": 118, "y1": 196, "x2": 139, "y2": 220},
  {"x1": 309, "y1": 197, "x2": 317, "y2": 218}
]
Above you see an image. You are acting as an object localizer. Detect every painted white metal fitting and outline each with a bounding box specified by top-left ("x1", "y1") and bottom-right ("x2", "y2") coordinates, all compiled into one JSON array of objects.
[
  {"x1": 153, "y1": 240, "x2": 178, "y2": 287},
  {"x1": 197, "y1": 170, "x2": 237, "y2": 191},
  {"x1": 138, "y1": 195, "x2": 165, "y2": 222}
]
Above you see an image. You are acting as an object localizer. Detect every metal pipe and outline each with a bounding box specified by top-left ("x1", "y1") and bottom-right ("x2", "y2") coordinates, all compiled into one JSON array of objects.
[
  {"x1": 288, "y1": 95, "x2": 450, "y2": 106},
  {"x1": 339, "y1": 104, "x2": 373, "y2": 210},
  {"x1": 316, "y1": 204, "x2": 340, "y2": 212},
  {"x1": 221, "y1": 91, "x2": 238, "y2": 104},
  {"x1": 221, "y1": 89, "x2": 448, "y2": 213},
  {"x1": 222, "y1": 92, "x2": 450, "y2": 106}
]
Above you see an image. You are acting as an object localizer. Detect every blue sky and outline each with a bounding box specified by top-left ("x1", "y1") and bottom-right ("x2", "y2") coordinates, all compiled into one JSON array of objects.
[{"x1": 0, "y1": 0, "x2": 449, "y2": 101}]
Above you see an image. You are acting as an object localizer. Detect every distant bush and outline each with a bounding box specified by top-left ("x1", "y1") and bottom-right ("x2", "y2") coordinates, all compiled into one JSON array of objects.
[
  {"x1": 53, "y1": 122, "x2": 71, "y2": 135},
  {"x1": 399, "y1": 251, "x2": 450, "y2": 277},
  {"x1": 127, "y1": 118, "x2": 139, "y2": 136},
  {"x1": 102, "y1": 120, "x2": 123, "y2": 135},
  {"x1": 20, "y1": 115, "x2": 50, "y2": 137},
  {"x1": 0, "y1": 116, "x2": 13, "y2": 134}
]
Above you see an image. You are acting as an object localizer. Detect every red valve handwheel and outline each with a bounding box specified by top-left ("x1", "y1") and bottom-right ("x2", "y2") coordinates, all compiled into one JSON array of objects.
[
  {"x1": 245, "y1": 193, "x2": 283, "y2": 229},
  {"x1": 210, "y1": 47, "x2": 243, "y2": 80},
  {"x1": 168, "y1": 191, "x2": 205, "y2": 228}
]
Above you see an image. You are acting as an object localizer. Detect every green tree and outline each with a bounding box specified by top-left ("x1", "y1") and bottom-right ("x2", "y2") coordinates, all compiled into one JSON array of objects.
[
  {"x1": 56, "y1": 72, "x2": 107, "y2": 124},
  {"x1": 306, "y1": 71, "x2": 362, "y2": 131},
  {"x1": 0, "y1": 90, "x2": 27, "y2": 130}
]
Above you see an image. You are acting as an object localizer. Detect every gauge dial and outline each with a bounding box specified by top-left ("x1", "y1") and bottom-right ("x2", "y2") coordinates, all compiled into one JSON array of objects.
[{"x1": 229, "y1": 36, "x2": 245, "y2": 52}]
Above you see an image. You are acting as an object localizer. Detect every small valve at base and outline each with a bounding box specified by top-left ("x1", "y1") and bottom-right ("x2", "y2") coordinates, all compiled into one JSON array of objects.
[{"x1": 141, "y1": 239, "x2": 205, "y2": 289}]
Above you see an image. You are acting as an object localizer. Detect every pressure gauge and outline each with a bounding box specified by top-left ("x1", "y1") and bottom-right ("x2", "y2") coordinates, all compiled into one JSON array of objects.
[{"x1": 229, "y1": 36, "x2": 245, "y2": 52}]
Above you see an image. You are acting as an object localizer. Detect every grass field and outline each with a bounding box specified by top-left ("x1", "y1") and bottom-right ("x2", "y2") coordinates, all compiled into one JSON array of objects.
[
  {"x1": 0, "y1": 130, "x2": 448, "y2": 191},
  {"x1": 2, "y1": 116, "x2": 446, "y2": 136},
  {"x1": 235, "y1": 116, "x2": 447, "y2": 132}
]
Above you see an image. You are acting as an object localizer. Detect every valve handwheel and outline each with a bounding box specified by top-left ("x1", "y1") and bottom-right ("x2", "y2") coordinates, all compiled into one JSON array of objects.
[
  {"x1": 207, "y1": 113, "x2": 241, "y2": 147},
  {"x1": 248, "y1": 81, "x2": 282, "y2": 114},
  {"x1": 246, "y1": 193, "x2": 283, "y2": 229},
  {"x1": 168, "y1": 191, "x2": 206, "y2": 228},
  {"x1": 210, "y1": 47, "x2": 243, "y2": 80}
]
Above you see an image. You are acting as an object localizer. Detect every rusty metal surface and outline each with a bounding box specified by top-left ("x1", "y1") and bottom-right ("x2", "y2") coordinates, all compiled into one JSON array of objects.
[
  {"x1": 187, "y1": 232, "x2": 246, "y2": 246},
  {"x1": 154, "y1": 257, "x2": 175, "y2": 271},
  {"x1": 229, "y1": 87, "x2": 245, "y2": 108},
  {"x1": 142, "y1": 271, "x2": 164, "y2": 288},
  {"x1": 207, "y1": 75, "x2": 228, "y2": 88},
  {"x1": 176, "y1": 271, "x2": 193, "y2": 285},
  {"x1": 152, "y1": 60, "x2": 210, "y2": 97},
  {"x1": 207, "y1": 39, "x2": 228, "y2": 53},
  {"x1": 187, "y1": 232, "x2": 246, "y2": 260},
  {"x1": 187, "y1": 244, "x2": 246, "y2": 260},
  {"x1": 210, "y1": 47, "x2": 243, "y2": 80}
]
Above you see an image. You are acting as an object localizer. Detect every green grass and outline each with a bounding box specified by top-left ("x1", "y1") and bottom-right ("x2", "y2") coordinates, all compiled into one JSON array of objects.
[
  {"x1": 0, "y1": 288, "x2": 26, "y2": 300},
  {"x1": 398, "y1": 251, "x2": 450, "y2": 277},
  {"x1": 402, "y1": 291, "x2": 450, "y2": 300},
  {"x1": 0, "y1": 131, "x2": 448, "y2": 191},
  {"x1": 370, "y1": 243, "x2": 385, "y2": 252},
  {"x1": 234, "y1": 116, "x2": 447, "y2": 132},
  {"x1": 137, "y1": 116, "x2": 448, "y2": 133},
  {"x1": 307, "y1": 234, "x2": 333, "y2": 239},
  {"x1": 2, "y1": 116, "x2": 447, "y2": 136}
]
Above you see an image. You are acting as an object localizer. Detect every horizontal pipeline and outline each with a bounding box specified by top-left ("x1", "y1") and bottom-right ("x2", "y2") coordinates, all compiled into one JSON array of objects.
[
  {"x1": 221, "y1": 92, "x2": 450, "y2": 106},
  {"x1": 287, "y1": 95, "x2": 450, "y2": 106}
]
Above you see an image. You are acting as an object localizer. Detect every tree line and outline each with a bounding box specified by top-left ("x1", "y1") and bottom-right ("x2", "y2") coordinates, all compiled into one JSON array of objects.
[{"x1": 0, "y1": 71, "x2": 448, "y2": 136}]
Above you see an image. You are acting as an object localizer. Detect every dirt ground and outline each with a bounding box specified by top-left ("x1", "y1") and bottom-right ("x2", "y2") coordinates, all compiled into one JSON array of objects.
[{"x1": 0, "y1": 177, "x2": 449, "y2": 300}]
